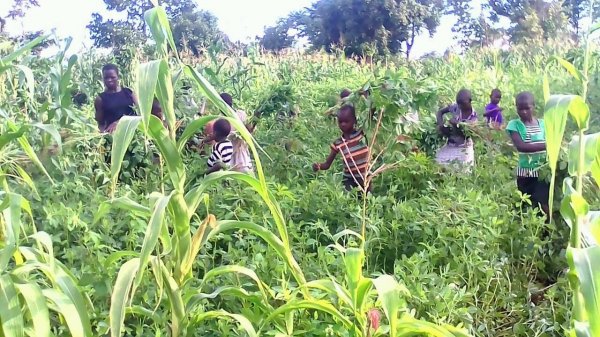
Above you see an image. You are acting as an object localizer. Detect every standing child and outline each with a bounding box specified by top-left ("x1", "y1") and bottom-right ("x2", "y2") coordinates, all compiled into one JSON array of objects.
[
  {"x1": 484, "y1": 89, "x2": 503, "y2": 128},
  {"x1": 435, "y1": 89, "x2": 478, "y2": 168},
  {"x1": 220, "y1": 92, "x2": 255, "y2": 173},
  {"x1": 313, "y1": 105, "x2": 371, "y2": 191},
  {"x1": 506, "y1": 92, "x2": 549, "y2": 219},
  {"x1": 205, "y1": 118, "x2": 233, "y2": 175}
]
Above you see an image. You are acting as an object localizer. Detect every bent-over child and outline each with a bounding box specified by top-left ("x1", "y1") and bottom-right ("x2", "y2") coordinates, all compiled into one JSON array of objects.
[
  {"x1": 313, "y1": 105, "x2": 371, "y2": 191},
  {"x1": 435, "y1": 89, "x2": 478, "y2": 169},
  {"x1": 205, "y1": 118, "x2": 233, "y2": 175},
  {"x1": 506, "y1": 92, "x2": 549, "y2": 220}
]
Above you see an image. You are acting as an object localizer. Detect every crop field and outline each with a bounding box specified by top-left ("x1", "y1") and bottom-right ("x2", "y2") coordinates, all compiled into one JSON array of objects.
[{"x1": 2, "y1": 6, "x2": 600, "y2": 337}]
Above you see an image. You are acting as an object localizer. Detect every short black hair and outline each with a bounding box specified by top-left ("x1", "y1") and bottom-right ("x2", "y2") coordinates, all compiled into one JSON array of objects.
[
  {"x1": 340, "y1": 89, "x2": 351, "y2": 99},
  {"x1": 516, "y1": 91, "x2": 534, "y2": 104},
  {"x1": 213, "y1": 118, "x2": 231, "y2": 138},
  {"x1": 456, "y1": 89, "x2": 472, "y2": 102},
  {"x1": 102, "y1": 63, "x2": 119, "y2": 75},
  {"x1": 220, "y1": 93, "x2": 233, "y2": 107},
  {"x1": 491, "y1": 88, "x2": 501, "y2": 95},
  {"x1": 337, "y1": 104, "x2": 356, "y2": 120}
]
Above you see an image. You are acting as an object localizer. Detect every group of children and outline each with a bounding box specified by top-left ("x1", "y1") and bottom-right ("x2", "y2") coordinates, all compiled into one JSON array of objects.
[{"x1": 94, "y1": 63, "x2": 549, "y2": 219}]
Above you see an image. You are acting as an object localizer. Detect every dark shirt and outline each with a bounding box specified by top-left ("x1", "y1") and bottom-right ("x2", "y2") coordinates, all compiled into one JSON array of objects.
[{"x1": 98, "y1": 87, "x2": 136, "y2": 129}]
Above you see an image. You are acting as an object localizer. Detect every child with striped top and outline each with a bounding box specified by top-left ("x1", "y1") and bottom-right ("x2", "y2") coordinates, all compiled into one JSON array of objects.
[
  {"x1": 205, "y1": 118, "x2": 233, "y2": 175},
  {"x1": 506, "y1": 92, "x2": 549, "y2": 218},
  {"x1": 313, "y1": 105, "x2": 371, "y2": 191}
]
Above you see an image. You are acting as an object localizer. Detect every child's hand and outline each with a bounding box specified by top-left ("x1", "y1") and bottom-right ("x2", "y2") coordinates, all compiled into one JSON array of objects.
[{"x1": 312, "y1": 163, "x2": 321, "y2": 172}]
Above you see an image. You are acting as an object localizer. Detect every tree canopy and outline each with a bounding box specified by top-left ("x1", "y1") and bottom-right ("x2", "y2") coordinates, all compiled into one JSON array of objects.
[{"x1": 87, "y1": 0, "x2": 225, "y2": 55}]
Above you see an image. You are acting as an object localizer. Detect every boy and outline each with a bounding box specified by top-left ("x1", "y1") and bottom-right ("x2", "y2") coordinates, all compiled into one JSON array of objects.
[
  {"x1": 205, "y1": 118, "x2": 233, "y2": 175},
  {"x1": 313, "y1": 105, "x2": 370, "y2": 191},
  {"x1": 484, "y1": 89, "x2": 503, "y2": 128},
  {"x1": 506, "y1": 92, "x2": 549, "y2": 219}
]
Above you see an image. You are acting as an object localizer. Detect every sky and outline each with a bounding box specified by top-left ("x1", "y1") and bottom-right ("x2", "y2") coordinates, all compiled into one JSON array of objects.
[{"x1": 0, "y1": 0, "x2": 459, "y2": 57}]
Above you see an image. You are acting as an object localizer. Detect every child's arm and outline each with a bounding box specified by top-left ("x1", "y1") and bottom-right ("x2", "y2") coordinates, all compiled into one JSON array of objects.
[
  {"x1": 484, "y1": 106, "x2": 501, "y2": 117},
  {"x1": 205, "y1": 163, "x2": 223, "y2": 175},
  {"x1": 508, "y1": 131, "x2": 546, "y2": 153},
  {"x1": 313, "y1": 148, "x2": 338, "y2": 171},
  {"x1": 436, "y1": 106, "x2": 452, "y2": 136}
]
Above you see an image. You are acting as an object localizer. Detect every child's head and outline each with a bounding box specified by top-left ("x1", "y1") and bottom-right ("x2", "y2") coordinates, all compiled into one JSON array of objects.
[
  {"x1": 337, "y1": 105, "x2": 357, "y2": 134},
  {"x1": 220, "y1": 93, "x2": 233, "y2": 108},
  {"x1": 213, "y1": 118, "x2": 231, "y2": 140},
  {"x1": 340, "y1": 89, "x2": 352, "y2": 99},
  {"x1": 515, "y1": 91, "x2": 535, "y2": 121},
  {"x1": 490, "y1": 89, "x2": 502, "y2": 104},
  {"x1": 102, "y1": 63, "x2": 120, "y2": 91},
  {"x1": 456, "y1": 89, "x2": 472, "y2": 112}
]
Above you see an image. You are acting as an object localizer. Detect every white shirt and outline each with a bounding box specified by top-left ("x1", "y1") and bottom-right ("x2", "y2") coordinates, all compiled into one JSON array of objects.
[{"x1": 229, "y1": 110, "x2": 253, "y2": 173}]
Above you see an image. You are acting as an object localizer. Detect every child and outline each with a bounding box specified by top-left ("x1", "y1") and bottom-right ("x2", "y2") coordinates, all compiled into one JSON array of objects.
[
  {"x1": 313, "y1": 105, "x2": 371, "y2": 191},
  {"x1": 484, "y1": 89, "x2": 503, "y2": 128},
  {"x1": 220, "y1": 92, "x2": 255, "y2": 173},
  {"x1": 205, "y1": 118, "x2": 233, "y2": 175},
  {"x1": 506, "y1": 92, "x2": 549, "y2": 219},
  {"x1": 435, "y1": 89, "x2": 478, "y2": 168}
]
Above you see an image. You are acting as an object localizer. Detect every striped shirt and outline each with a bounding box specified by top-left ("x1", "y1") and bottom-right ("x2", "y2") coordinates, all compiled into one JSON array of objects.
[
  {"x1": 207, "y1": 140, "x2": 233, "y2": 168},
  {"x1": 331, "y1": 130, "x2": 370, "y2": 179},
  {"x1": 506, "y1": 119, "x2": 546, "y2": 178}
]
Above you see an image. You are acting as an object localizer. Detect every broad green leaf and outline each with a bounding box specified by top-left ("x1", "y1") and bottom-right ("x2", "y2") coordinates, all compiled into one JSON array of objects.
[
  {"x1": 176, "y1": 115, "x2": 218, "y2": 153},
  {"x1": 94, "y1": 196, "x2": 151, "y2": 225},
  {"x1": 32, "y1": 123, "x2": 62, "y2": 151},
  {"x1": 300, "y1": 279, "x2": 353, "y2": 307},
  {"x1": 561, "y1": 178, "x2": 590, "y2": 248},
  {"x1": 568, "y1": 133, "x2": 600, "y2": 176},
  {"x1": 135, "y1": 192, "x2": 172, "y2": 290},
  {"x1": 14, "y1": 165, "x2": 38, "y2": 198},
  {"x1": 545, "y1": 95, "x2": 588, "y2": 171},
  {"x1": 373, "y1": 275, "x2": 409, "y2": 337},
  {"x1": 135, "y1": 61, "x2": 161, "y2": 130},
  {"x1": 259, "y1": 300, "x2": 354, "y2": 333},
  {"x1": 2, "y1": 192, "x2": 23, "y2": 246},
  {"x1": 200, "y1": 265, "x2": 271, "y2": 303},
  {"x1": 0, "y1": 274, "x2": 24, "y2": 337},
  {"x1": 14, "y1": 282, "x2": 50, "y2": 337},
  {"x1": 553, "y1": 56, "x2": 583, "y2": 82},
  {"x1": 158, "y1": 261, "x2": 186, "y2": 337},
  {"x1": 0, "y1": 125, "x2": 27, "y2": 150},
  {"x1": 29, "y1": 232, "x2": 55, "y2": 266},
  {"x1": 193, "y1": 310, "x2": 257, "y2": 337},
  {"x1": 110, "y1": 258, "x2": 140, "y2": 337},
  {"x1": 7, "y1": 121, "x2": 53, "y2": 183},
  {"x1": 344, "y1": 247, "x2": 364, "y2": 303},
  {"x1": 146, "y1": 116, "x2": 185, "y2": 191},
  {"x1": 110, "y1": 116, "x2": 142, "y2": 190},
  {"x1": 42, "y1": 289, "x2": 88, "y2": 337},
  {"x1": 591, "y1": 157, "x2": 600, "y2": 189},
  {"x1": 155, "y1": 60, "x2": 176, "y2": 138},
  {"x1": 180, "y1": 214, "x2": 216, "y2": 277},
  {"x1": 0, "y1": 35, "x2": 46, "y2": 67},
  {"x1": 15, "y1": 65, "x2": 35, "y2": 98},
  {"x1": 396, "y1": 317, "x2": 469, "y2": 336},
  {"x1": 144, "y1": 6, "x2": 179, "y2": 60},
  {"x1": 571, "y1": 246, "x2": 600, "y2": 336}
]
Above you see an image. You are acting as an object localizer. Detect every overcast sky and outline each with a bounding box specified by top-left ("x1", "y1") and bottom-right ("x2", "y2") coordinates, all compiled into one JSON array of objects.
[{"x1": 0, "y1": 0, "x2": 459, "y2": 57}]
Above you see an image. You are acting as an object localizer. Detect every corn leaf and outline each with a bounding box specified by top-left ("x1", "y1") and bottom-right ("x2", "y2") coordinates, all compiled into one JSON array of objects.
[
  {"x1": 110, "y1": 258, "x2": 140, "y2": 337},
  {"x1": 568, "y1": 133, "x2": 600, "y2": 177},
  {"x1": 144, "y1": 6, "x2": 179, "y2": 60},
  {"x1": 155, "y1": 60, "x2": 176, "y2": 138},
  {"x1": 193, "y1": 310, "x2": 257, "y2": 337},
  {"x1": 14, "y1": 282, "x2": 50, "y2": 337},
  {"x1": 373, "y1": 275, "x2": 410, "y2": 337},
  {"x1": 552, "y1": 56, "x2": 584, "y2": 83},
  {"x1": 0, "y1": 274, "x2": 24, "y2": 337},
  {"x1": 176, "y1": 115, "x2": 218, "y2": 153},
  {"x1": 135, "y1": 61, "x2": 161, "y2": 130},
  {"x1": 570, "y1": 246, "x2": 600, "y2": 336},
  {"x1": 110, "y1": 116, "x2": 142, "y2": 190},
  {"x1": 146, "y1": 116, "x2": 185, "y2": 191},
  {"x1": 260, "y1": 299, "x2": 354, "y2": 332},
  {"x1": 200, "y1": 265, "x2": 271, "y2": 302},
  {"x1": 42, "y1": 288, "x2": 89, "y2": 337}
]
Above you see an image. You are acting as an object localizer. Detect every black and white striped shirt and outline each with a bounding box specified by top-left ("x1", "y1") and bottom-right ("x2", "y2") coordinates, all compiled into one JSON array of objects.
[{"x1": 207, "y1": 141, "x2": 233, "y2": 168}]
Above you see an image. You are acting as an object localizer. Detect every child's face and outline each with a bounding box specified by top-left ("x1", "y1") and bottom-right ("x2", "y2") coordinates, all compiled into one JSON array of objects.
[
  {"x1": 337, "y1": 112, "x2": 355, "y2": 134},
  {"x1": 103, "y1": 69, "x2": 119, "y2": 91},
  {"x1": 457, "y1": 94, "x2": 472, "y2": 112},
  {"x1": 516, "y1": 97, "x2": 535, "y2": 120},
  {"x1": 490, "y1": 91, "x2": 502, "y2": 105}
]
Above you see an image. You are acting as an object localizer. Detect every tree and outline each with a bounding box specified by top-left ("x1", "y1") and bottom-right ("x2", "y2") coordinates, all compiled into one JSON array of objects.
[
  {"x1": 171, "y1": 10, "x2": 226, "y2": 56},
  {"x1": 260, "y1": 18, "x2": 296, "y2": 52},
  {"x1": 292, "y1": 0, "x2": 444, "y2": 59},
  {"x1": 87, "y1": 0, "x2": 224, "y2": 52},
  {"x1": 5, "y1": 0, "x2": 39, "y2": 19}
]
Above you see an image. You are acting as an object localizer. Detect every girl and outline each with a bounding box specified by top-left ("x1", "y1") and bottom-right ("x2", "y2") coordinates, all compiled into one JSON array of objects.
[
  {"x1": 435, "y1": 89, "x2": 478, "y2": 168},
  {"x1": 506, "y1": 92, "x2": 549, "y2": 219},
  {"x1": 313, "y1": 105, "x2": 370, "y2": 191},
  {"x1": 94, "y1": 64, "x2": 163, "y2": 133}
]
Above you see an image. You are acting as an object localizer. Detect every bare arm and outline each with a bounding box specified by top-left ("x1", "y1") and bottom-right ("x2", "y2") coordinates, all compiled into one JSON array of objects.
[
  {"x1": 313, "y1": 148, "x2": 338, "y2": 171},
  {"x1": 205, "y1": 163, "x2": 223, "y2": 175},
  {"x1": 94, "y1": 96, "x2": 105, "y2": 131},
  {"x1": 509, "y1": 131, "x2": 546, "y2": 153},
  {"x1": 436, "y1": 106, "x2": 452, "y2": 136}
]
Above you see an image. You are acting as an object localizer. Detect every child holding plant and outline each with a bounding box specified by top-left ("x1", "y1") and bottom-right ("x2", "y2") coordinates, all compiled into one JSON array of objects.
[
  {"x1": 313, "y1": 105, "x2": 371, "y2": 191},
  {"x1": 484, "y1": 88, "x2": 503, "y2": 128},
  {"x1": 205, "y1": 118, "x2": 233, "y2": 175},
  {"x1": 435, "y1": 89, "x2": 478, "y2": 168},
  {"x1": 506, "y1": 91, "x2": 550, "y2": 219},
  {"x1": 220, "y1": 92, "x2": 255, "y2": 173}
]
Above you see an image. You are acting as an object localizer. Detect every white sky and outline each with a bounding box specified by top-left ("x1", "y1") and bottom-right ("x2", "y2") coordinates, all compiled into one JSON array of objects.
[{"x1": 0, "y1": 0, "x2": 459, "y2": 57}]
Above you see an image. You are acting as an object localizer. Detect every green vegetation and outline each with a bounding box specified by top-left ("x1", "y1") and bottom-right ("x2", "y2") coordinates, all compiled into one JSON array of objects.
[{"x1": 2, "y1": 2, "x2": 600, "y2": 337}]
